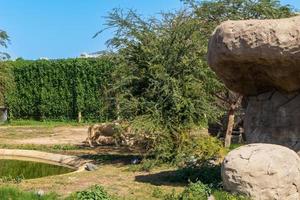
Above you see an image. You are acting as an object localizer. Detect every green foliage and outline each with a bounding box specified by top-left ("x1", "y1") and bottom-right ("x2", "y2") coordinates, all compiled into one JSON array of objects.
[
  {"x1": 177, "y1": 134, "x2": 224, "y2": 166},
  {"x1": 0, "y1": 62, "x2": 14, "y2": 106},
  {"x1": 6, "y1": 58, "x2": 115, "y2": 121},
  {"x1": 0, "y1": 187, "x2": 58, "y2": 200},
  {"x1": 154, "y1": 181, "x2": 249, "y2": 200},
  {"x1": 67, "y1": 185, "x2": 115, "y2": 200},
  {"x1": 100, "y1": 8, "x2": 224, "y2": 161},
  {"x1": 105, "y1": 8, "x2": 223, "y2": 129},
  {"x1": 161, "y1": 181, "x2": 211, "y2": 200},
  {"x1": 179, "y1": 181, "x2": 212, "y2": 200},
  {"x1": 212, "y1": 190, "x2": 249, "y2": 200}
]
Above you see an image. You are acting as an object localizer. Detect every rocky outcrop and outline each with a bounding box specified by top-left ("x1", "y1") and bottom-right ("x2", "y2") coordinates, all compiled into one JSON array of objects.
[
  {"x1": 207, "y1": 16, "x2": 300, "y2": 152},
  {"x1": 208, "y1": 16, "x2": 300, "y2": 95},
  {"x1": 222, "y1": 144, "x2": 300, "y2": 200}
]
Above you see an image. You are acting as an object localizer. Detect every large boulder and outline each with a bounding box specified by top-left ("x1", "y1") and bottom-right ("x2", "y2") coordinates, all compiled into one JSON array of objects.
[
  {"x1": 208, "y1": 16, "x2": 300, "y2": 95},
  {"x1": 222, "y1": 144, "x2": 300, "y2": 200}
]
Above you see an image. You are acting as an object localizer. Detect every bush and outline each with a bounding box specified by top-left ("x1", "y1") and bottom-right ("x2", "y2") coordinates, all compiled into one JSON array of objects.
[
  {"x1": 161, "y1": 181, "x2": 211, "y2": 200},
  {"x1": 67, "y1": 185, "x2": 115, "y2": 200},
  {"x1": 176, "y1": 134, "x2": 225, "y2": 167},
  {"x1": 178, "y1": 181, "x2": 211, "y2": 200},
  {"x1": 212, "y1": 190, "x2": 249, "y2": 200}
]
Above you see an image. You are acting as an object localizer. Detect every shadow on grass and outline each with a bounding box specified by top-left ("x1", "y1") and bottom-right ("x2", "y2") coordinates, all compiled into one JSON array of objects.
[
  {"x1": 79, "y1": 153, "x2": 140, "y2": 165},
  {"x1": 135, "y1": 164, "x2": 222, "y2": 187},
  {"x1": 77, "y1": 145, "x2": 142, "y2": 165}
]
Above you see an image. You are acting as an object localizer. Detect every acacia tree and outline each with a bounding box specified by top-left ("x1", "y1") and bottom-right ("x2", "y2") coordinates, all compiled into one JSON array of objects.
[{"x1": 96, "y1": 9, "x2": 224, "y2": 160}]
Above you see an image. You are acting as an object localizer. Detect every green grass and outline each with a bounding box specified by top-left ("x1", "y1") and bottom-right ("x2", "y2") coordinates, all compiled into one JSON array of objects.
[
  {"x1": 0, "y1": 186, "x2": 119, "y2": 200},
  {"x1": 0, "y1": 144, "x2": 82, "y2": 152},
  {"x1": 0, "y1": 187, "x2": 59, "y2": 200},
  {"x1": 3, "y1": 119, "x2": 87, "y2": 127}
]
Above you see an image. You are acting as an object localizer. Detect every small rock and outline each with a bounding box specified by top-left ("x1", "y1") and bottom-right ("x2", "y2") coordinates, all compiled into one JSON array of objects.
[{"x1": 85, "y1": 163, "x2": 98, "y2": 171}]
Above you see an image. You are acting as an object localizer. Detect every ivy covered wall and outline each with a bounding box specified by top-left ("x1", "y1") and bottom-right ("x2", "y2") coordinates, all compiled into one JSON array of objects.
[{"x1": 6, "y1": 58, "x2": 116, "y2": 121}]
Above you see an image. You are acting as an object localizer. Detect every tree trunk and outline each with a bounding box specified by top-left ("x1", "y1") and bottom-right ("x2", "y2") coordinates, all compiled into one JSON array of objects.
[
  {"x1": 115, "y1": 95, "x2": 121, "y2": 120},
  {"x1": 224, "y1": 95, "x2": 243, "y2": 148},
  {"x1": 224, "y1": 108, "x2": 235, "y2": 148},
  {"x1": 77, "y1": 111, "x2": 82, "y2": 123}
]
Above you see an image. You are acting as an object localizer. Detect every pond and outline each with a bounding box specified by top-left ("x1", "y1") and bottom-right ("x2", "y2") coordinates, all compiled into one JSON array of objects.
[{"x1": 0, "y1": 159, "x2": 74, "y2": 180}]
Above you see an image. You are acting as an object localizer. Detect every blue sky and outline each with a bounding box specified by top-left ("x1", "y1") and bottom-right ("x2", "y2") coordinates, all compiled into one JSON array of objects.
[{"x1": 0, "y1": 0, "x2": 299, "y2": 60}]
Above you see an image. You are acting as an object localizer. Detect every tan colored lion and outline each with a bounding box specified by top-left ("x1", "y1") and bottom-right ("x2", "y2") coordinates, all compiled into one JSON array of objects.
[{"x1": 86, "y1": 121, "x2": 133, "y2": 147}]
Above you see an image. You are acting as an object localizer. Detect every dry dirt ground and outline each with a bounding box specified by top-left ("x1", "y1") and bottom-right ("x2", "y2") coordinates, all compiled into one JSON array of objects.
[
  {"x1": 0, "y1": 125, "x2": 184, "y2": 199},
  {"x1": 0, "y1": 126, "x2": 88, "y2": 145}
]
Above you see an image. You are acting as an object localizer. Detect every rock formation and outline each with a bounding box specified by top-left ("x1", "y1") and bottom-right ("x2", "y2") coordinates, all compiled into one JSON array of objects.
[
  {"x1": 222, "y1": 144, "x2": 300, "y2": 200},
  {"x1": 208, "y1": 16, "x2": 300, "y2": 152}
]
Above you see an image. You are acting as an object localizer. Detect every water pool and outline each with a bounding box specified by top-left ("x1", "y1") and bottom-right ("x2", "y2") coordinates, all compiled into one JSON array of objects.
[{"x1": 0, "y1": 159, "x2": 74, "y2": 179}]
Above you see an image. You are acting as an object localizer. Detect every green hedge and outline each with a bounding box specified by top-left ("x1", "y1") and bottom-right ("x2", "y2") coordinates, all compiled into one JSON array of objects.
[{"x1": 6, "y1": 58, "x2": 115, "y2": 121}]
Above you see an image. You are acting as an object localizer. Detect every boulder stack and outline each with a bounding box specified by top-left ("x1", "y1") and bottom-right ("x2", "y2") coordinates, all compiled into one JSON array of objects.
[{"x1": 208, "y1": 16, "x2": 300, "y2": 152}]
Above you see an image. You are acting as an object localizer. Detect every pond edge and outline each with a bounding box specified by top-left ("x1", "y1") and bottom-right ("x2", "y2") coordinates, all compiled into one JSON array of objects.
[{"x1": 0, "y1": 149, "x2": 93, "y2": 171}]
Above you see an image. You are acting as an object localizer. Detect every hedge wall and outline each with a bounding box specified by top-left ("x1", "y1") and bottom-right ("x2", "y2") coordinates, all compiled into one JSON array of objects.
[{"x1": 6, "y1": 58, "x2": 116, "y2": 121}]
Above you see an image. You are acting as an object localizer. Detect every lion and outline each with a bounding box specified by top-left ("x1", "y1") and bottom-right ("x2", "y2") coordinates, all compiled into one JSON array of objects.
[{"x1": 86, "y1": 121, "x2": 133, "y2": 147}]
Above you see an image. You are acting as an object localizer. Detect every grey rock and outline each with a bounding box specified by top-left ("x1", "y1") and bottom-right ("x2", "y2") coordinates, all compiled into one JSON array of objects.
[{"x1": 85, "y1": 163, "x2": 98, "y2": 171}]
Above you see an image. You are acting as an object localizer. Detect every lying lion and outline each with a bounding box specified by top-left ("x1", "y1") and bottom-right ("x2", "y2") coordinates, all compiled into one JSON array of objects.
[{"x1": 86, "y1": 121, "x2": 133, "y2": 147}]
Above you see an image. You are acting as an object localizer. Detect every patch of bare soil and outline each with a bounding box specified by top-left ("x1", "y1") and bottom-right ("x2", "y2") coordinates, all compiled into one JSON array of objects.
[{"x1": 1, "y1": 126, "x2": 88, "y2": 145}]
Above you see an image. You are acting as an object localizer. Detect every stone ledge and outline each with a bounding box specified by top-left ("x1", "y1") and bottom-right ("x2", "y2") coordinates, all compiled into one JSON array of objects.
[{"x1": 0, "y1": 149, "x2": 91, "y2": 170}]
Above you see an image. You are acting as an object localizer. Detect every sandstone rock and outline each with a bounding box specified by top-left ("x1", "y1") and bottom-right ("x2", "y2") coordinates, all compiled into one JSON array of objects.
[
  {"x1": 222, "y1": 144, "x2": 300, "y2": 200},
  {"x1": 208, "y1": 16, "x2": 300, "y2": 95},
  {"x1": 244, "y1": 91, "x2": 300, "y2": 153}
]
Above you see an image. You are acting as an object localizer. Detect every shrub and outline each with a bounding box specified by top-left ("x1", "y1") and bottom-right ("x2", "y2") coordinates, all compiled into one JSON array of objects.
[
  {"x1": 212, "y1": 190, "x2": 249, "y2": 200},
  {"x1": 176, "y1": 133, "x2": 225, "y2": 167},
  {"x1": 161, "y1": 181, "x2": 211, "y2": 200},
  {"x1": 178, "y1": 181, "x2": 211, "y2": 200},
  {"x1": 67, "y1": 185, "x2": 115, "y2": 200}
]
